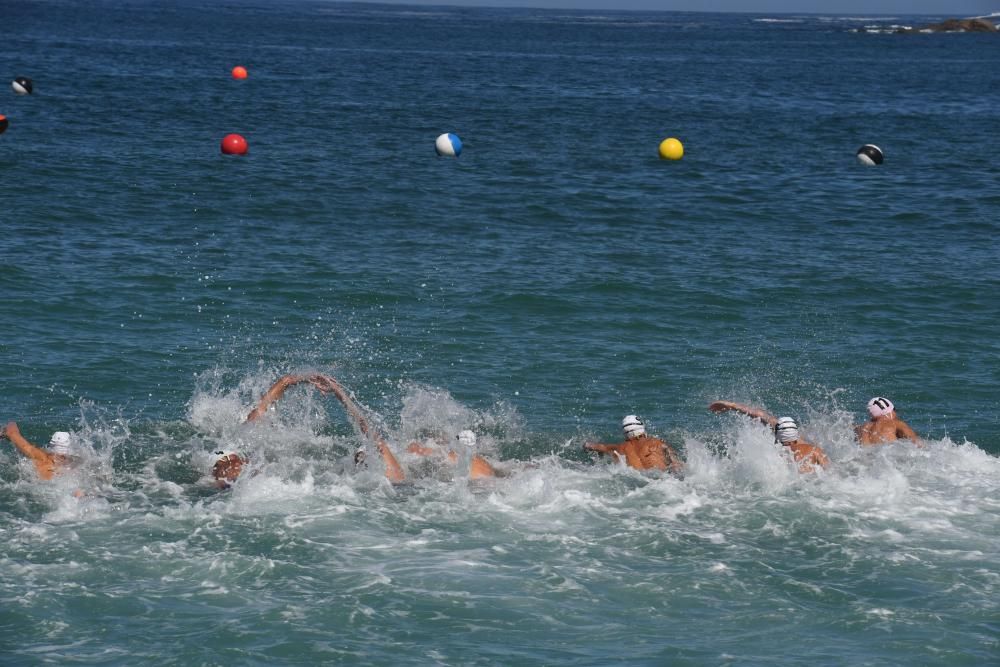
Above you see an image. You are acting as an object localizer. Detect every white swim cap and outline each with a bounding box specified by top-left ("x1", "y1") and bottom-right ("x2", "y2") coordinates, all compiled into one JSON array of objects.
[
  {"x1": 774, "y1": 417, "x2": 799, "y2": 444},
  {"x1": 457, "y1": 430, "x2": 477, "y2": 447},
  {"x1": 867, "y1": 397, "x2": 894, "y2": 418},
  {"x1": 622, "y1": 415, "x2": 646, "y2": 439},
  {"x1": 214, "y1": 450, "x2": 239, "y2": 463},
  {"x1": 49, "y1": 432, "x2": 72, "y2": 455}
]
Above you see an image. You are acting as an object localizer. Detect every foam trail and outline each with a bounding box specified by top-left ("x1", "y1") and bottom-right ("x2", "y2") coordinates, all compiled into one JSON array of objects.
[{"x1": 3, "y1": 380, "x2": 998, "y2": 665}]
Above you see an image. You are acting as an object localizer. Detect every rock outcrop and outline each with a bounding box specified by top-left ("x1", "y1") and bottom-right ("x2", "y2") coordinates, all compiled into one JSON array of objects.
[{"x1": 897, "y1": 18, "x2": 999, "y2": 33}]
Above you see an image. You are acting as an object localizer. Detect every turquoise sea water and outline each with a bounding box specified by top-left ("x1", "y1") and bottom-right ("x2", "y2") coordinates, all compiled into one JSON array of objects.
[{"x1": 2, "y1": 2, "x2": 999, "y2": 664}]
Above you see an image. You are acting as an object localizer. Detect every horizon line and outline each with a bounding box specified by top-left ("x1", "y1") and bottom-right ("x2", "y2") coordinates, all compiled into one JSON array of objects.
[{"x1": 299, "y1": 0, "x2": 999, "y2": 18}]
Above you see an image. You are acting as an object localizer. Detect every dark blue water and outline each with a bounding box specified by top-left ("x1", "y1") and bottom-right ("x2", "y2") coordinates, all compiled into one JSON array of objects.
[{"x1": 2, "y1": 2, "x2": 999, "y2": 664}]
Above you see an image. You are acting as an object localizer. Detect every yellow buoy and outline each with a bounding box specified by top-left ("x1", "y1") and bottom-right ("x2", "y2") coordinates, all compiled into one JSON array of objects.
[{"x1": 658, "y1": 137, "x2": 684, "y2": 160}]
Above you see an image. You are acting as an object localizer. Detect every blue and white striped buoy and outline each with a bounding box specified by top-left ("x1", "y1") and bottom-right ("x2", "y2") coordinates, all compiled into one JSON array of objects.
[{"x1": 435, "y1": 133, "x2": 462, "y2": 157}]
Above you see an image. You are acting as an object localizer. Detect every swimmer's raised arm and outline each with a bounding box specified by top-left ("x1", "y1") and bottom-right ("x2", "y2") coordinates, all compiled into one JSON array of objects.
[
  {"x1": 245, "y1": 374, "x2": 404, "y2": 482},
  {"x1": 246, "y1": 374, "x2": 312, "y2": 422},
  {"x1": 247, "y1": 373, "x2": 382, "y2": 435},
  {"x1": 708, "y1": 401, "x2": 778, "y2": 427},
  {"x1": 308, "y1": 374, "x2": 405, "y2": 482},
  {"x1": 4, "y1": 422, "x2": 50, "y2": 463},
  {"x1": 306, "y1": 375, "x2": 373, "y2": 436}
]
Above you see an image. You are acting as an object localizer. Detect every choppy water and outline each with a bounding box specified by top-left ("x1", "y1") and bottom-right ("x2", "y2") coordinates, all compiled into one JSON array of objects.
[{"x1": 2, "y1": 2, "x2": 999, "y2": 664}]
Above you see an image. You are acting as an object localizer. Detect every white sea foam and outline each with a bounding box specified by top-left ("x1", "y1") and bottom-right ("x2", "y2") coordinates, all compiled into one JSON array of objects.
[
  {"x1": 817, "y1": 16, "x2": 900, "y2": 21},
  {"x1": 11, "y1": 386, "x2": 1000, "y2": 556},
  {"x1": 3, "y1": 381, "x2": 998, "y2": 664}
]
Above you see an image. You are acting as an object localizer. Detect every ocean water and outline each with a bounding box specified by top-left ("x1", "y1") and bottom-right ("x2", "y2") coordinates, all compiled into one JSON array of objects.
[{"x1": 2, "y1": 2, "x2": 999, "y2": 664}]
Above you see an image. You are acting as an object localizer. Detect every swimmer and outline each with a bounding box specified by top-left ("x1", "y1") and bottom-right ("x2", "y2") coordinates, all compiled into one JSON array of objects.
[
  {"x1": 407, "y1": 429, "x2": 497, "y2": 479},
  {"x1": 856, "y1": 397, "x2": 921, "y2": 446},
  {"x1": 708, "y1": 401, "x2": 829, "y2": 473},
  {"x1": 201, "y1": 374, "x2": 304, "y2": 488},
  {"x1": 211, "y1": 450, "x2": 246, "y2": 489},
  {"x1": 584, "y1": 415, "x2": 684, "y2": 474},
  {"x1": 278, "y1": 374, "x2": 405, "y2": 482},
  {"x1": 3, "y1": 422, "x2": 78, "y2": 480},
  {"x1": 208, "y1": 373, "x2": 405, "y2": 487}
]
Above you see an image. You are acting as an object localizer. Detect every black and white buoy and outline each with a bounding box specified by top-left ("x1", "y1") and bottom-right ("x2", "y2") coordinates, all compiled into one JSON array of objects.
[
  {"x1": 12, "y1": 77, "x2": 33, "y2": 95},
  {"x1": 856, "y1": 144, "x2": 883, "y2": 166}
]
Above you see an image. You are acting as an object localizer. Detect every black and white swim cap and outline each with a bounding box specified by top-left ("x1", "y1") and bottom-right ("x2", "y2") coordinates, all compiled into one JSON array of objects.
[
  {"x1": 867, "y1": 397, "x2": 894, "y2": 418},
  {"x1": 622, "y1": 415, "x2": 646, "y2": 438},
  {"x1": 49, "y1": 432, "x2": 72, "y2": 455},
  {"x1": 774, "y1": 417, "x2": 799, "y2": 444}
]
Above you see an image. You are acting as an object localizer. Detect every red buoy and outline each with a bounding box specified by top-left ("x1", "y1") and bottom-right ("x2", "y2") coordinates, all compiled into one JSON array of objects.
[
  {"x1": 231, "y1": 66, "x2": 248, "y2": 80},
  {"x1": 221, "y1": 133, "x2": 248, "y2": 155},
  {"x1": 0, "y1": 114, "x2": 8, "y2": 135}
]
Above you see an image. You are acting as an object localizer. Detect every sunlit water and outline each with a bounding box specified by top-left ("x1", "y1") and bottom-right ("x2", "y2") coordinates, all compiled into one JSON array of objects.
[{"x1": 2, "y1": 1, "x2": 998, "y2": 664}]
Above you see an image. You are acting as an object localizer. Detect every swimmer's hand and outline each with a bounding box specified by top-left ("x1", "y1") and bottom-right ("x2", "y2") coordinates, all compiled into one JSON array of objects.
[
  {"x1": 708, "y1": 401, "x2": 735, "y2": 414},
  {"x1": 307, "y1": 374, "x2": 342, "y2": 394}
]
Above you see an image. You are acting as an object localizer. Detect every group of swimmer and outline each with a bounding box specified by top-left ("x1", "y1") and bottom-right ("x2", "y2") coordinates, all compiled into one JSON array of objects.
[
  {"x1": 584, "y1": 396, "x2": 918, "y2": 475},
  {"x1": 3, "y1": 372, "x2": 922, "y2": 489}
]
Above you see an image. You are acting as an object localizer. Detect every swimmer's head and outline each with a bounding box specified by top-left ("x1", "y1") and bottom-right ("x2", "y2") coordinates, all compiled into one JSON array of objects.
[
  {"x1": 774, "y1": 417, "x2": 799, "y2": 444},
  {"x1": 49, "y1": 432, "x2": 72, "y2": 456},
  {"x1": 622, "y1": 415, "x2": 646, "y2": 440},
  {"x1": 212, "y1": 450, "x2": 244, "y2": 483},
  {"x1": 868, "y1": 397, "x2": 894, "y2": 418},
  {"x1": 457, "y1": 430, "x2": 477, "y2": 448}
]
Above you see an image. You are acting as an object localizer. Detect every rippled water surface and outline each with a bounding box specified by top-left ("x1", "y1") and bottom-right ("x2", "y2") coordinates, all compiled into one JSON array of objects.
[{"x1": 2, "y1": 2, "x2": 999, "y2": 664}]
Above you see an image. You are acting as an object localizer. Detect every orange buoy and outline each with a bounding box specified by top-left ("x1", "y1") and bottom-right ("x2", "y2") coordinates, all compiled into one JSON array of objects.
[
  {"x1": 231, "y1": 66, "x2": 248, "y2": 80},
  {"x1": 0, "y1": 114, "x2": 8, "y2": 134},
  {"x1": 221, "y1": 133, "x2": 248, "y2": 155}
]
